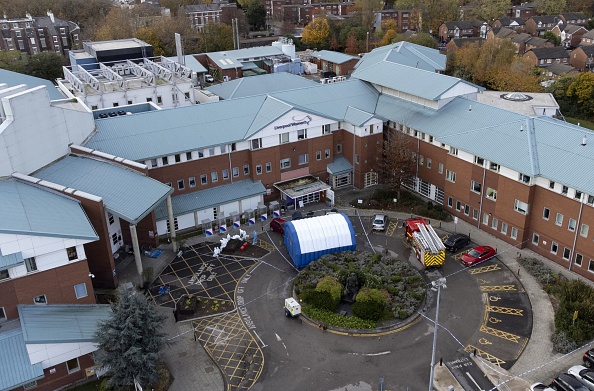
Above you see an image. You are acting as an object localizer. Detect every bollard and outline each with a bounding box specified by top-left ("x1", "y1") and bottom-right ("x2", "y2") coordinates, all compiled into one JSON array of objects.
[
  {"x1": 473, "y1": 348, "x2": 477, "y2": 356},
  {"x1": 439, "y1": 358, "x2": 443, "y2": 366}
]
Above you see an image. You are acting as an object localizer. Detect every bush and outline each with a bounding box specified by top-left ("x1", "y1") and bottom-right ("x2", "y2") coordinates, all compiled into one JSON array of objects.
[
  {"x1": 316, "y1": 276, "x2": 343, "y2": 309},
  {"x1": 303, "y1": 306, "x2": 377, "y2": 329},
  {"x1": 352, "y1": 288, "x2": 388, "y2": 321},
  {"x1": 300, "y1": 289, "x2": 336, "y2": 312},
  {"x1": 551, "y1": 331, "x2": 578, "y2": 353}
]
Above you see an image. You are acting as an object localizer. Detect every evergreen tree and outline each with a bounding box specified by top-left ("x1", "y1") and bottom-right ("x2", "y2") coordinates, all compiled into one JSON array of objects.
[{"x1": 94, "y1": 290, "x2": 168, "y2": 389}]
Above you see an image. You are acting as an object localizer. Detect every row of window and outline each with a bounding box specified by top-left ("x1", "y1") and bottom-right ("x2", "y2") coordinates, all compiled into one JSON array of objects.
[
  {"x1": 0, "y1": 248, "x2": 78, "y2": 281},
  {"x1": 542, "y1": 207, "x2": 589, "y2": 237},
  {"x1": 251, "y1": 125, "x2": 335, "y2": 151},
  {"x1": 447, "y1": 197, "x2": 520, "y2": 239},
  {"x1": 531, "y1": 233, "x2": 594, "y2": 271}
]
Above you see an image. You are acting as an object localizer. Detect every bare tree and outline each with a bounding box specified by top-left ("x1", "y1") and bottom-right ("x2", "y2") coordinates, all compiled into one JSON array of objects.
[{"x1": 378, "y1": 128, "x2": 416, "y2": 200}]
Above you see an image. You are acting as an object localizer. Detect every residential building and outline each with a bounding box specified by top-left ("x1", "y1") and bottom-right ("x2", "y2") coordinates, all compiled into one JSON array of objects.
[
  {"x1": 579, "y1": 29, "x2": 594, "y2": 45},
  {"x1": 487, "y1": 27, "x2": 518, "y2": 41},
  {"x1": 374, "y1": 9, "x2": 416, "y2": 33},
  {"x1": 507, "y1": 2, "x2": 536, "y2": 19},
  {"x1": 551, "y1": 24, "x2": 588, "y2": 48},
  {"x1": 492, "y1": 17, "x2": 526, "y2": 32},
  {"x1": 183, "y1": 2, "x2": 236, "y2": 31},
  {"x1": 445, "y1": 37, "x2": 485, "y2": 53},
  {"x1": 560, "y1": 12, "x2": 588, "y2": 26},
  {"x1": 525, "y1": 15, "x2": 563, "y2": 36},
  {"x1": 0, "y1": 11, "x2": 81, "y2": 56},
  {"x1": 523, "y1": 46, "x2": 570, "y2": 67},
  {"x1": 281, "y1": 2, "x2": 354, "y2": 25},
  {"x1": 438, "y1": 20, "x2": 487, "y2": 43},
  {"x1": 512, "y1": 33, "x2": 553, "y2": 55},
  {"x1": 569, "y1": 45, "x2": 594, "y2": 71}
]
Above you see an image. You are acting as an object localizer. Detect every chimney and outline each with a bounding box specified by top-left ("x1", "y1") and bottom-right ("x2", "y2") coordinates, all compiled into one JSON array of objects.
[
  {"x1": 47, "y1": 10, "x2": 54, "y2": 23},
  {"x1": 581, "y1": 135, "x2": 587, "y2": 146},
  {"x1": 26, "y1": 12, "x2": 32, "y2": 20},
  {"x1": 468, "y1": 104, "x2": 472, "y2": 111}
]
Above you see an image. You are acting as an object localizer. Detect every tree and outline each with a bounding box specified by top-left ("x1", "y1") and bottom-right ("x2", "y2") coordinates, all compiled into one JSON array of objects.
[
  {"x1": 471, "y1": 0, "x2": 511, "y2": 23},
  {"x1": 246, "y1": 0, "x2": 267, "y2": 31},
  {"x1": 533, "y1": 0, "x2": 567, "y2": 15},
  {"x1": 567, "y1": 72, "x2": 594, "y2": 119},
  {"x1": 0, "y1": 51, "x2": 26, "y2": 73},
  {"x1": 345, "y1": 33, "x2": 360, "y2": 54},
  {"x1": 378, "y1": 129, "x2": 416, "y2": 200},
  {"x1": 196, "y1": 23, "x2": 234, "y2": 53},
  {"x1": 25, "y1": 52, "x2": 65, "y2": 81},
  {"x1": 94, "y1": 290, "x2": 168, "y2": 389},
  {"x1": 94, "y1": 8, "x2": 136, "y2": 41},
  {"x1": 302, "y1": 17, "x2": 331, "y2": 49},
  {"x1": 355, "y1": 0, "x2": 383, "y2": 30},
  {"x1": 416, "y1": 0, "x2": 458, "y2": 33},
  {"x1": 135, "y1": 28, "x2": 165, "y2": 57},
  {"x1": 380, "y1": 29, "x2": 398, "y2": 46},
  {"x1": 407, "y1": 32, "x2": 438, "y2": 49},
  {"x1": 543, "y1": 31, "x2": 561, "y2": 46}
]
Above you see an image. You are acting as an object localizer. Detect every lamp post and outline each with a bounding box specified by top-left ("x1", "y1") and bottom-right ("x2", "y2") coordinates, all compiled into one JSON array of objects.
[
  {"x1": 366, "y1": 31, "x2": 369, "y2": 52},
  {"x1": 429, "y1": 277, "x2": 447, "y2": 391}
]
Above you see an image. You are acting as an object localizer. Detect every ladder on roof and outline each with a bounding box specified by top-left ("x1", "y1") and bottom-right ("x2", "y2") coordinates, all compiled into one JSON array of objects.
[{"x1": 417, "y1": 224, "x2": 446, "y2": 253}]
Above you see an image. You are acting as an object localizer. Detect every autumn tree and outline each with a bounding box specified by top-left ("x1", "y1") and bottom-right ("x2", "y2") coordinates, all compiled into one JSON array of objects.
[
  {"x1": 567, "y1": 72, "x2": 594, "y2": 119},
  {"x1": 378, "y1": 128, "x2": 416, "y2": 200},
  {"x1": 196, "y1": 23, "x2": 234, "y2": 53},
  {"x1": 534, "y1": 0, "x2": 567, "y2": 15},
  {"x1": 94, "y1": 8, "x2": 136, "y2": 41},
  {"x1": 380, "y1": 29, "x2": 398, "y2": 46},
  {"x1": 302, "y1": 17, "x2": 331, "y2": 49},
  {"x1": 416, "y1": 0, "x2": 458, "y2": 33},
  {"x1": 547, "y1": 74, "x2": 579, "y2": 117},
  {"x1": 329, "y1": 33, "x2": 341, "y2": 51},
  {"x1": 471, "y1": 0, "x2": 511, "y2": 23},
  {"x1": 355, "y1": 0, "x2": 383, "y2": 30},
  {"x1": 221, "y1": 7, "x2": 250, "y2": 38},
  {"x1": 406, "y1": 33, "x2": 438, "y2": 49},
  {"x1": 345, "y1": 33, "x2": 360, "y2": 54}
]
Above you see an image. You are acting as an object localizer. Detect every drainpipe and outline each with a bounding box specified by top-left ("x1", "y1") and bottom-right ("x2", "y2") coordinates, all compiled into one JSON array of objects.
[
  {"x1": 416, "y1": 132, "x2": 420, "y2": 192},
  {"x1": 228, "y1": 145, "x2": 233, "y2": 184},
  {"x1": 569, "y1": 193, "x2": 585, "y2": 271},
  {"x1": 477, "y1": 162, "x2": 486, "y2": 229}
]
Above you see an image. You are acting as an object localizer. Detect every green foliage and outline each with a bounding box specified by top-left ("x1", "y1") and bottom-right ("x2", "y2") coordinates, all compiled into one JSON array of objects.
[
  {"x1": 0, "y1": 51, "x2": 26, "y2": 74},
  {"x1": 407, "y1": 33, "x2": 438, "y2": 49},
  {"x1": 303, "y1": 306, "x2": 377, "y2": 329},
  {"x1": 534, "y1": 0, "x2": 567, "y2": 15},
  {"x1": 94, "y1": 289, "x2": 168, "y2": 389},
  {"x1": 567, "y1": 72, "x2": 594, "y2": 119},
  {"x1": 302, "y1": 17, "x2": 331, "y2": 49},
  {"x1": 300, "y1": 289, "x2": 337, "y2": 311},
  {"x1": 246, "y1": 0, "x2": 267, "y2": 30},
  {"x1": 352, "y1": 287, "x2": 388, "y2": 321},
  {"x1": 316, "y1": 276, "x2": 343, "y2": 303},
  {"x1": 197, "y1": 23, "x2": 234, "y2": 53},
  {"x1": 542, "y1": 31, "x2": 561, "y2": 46}
]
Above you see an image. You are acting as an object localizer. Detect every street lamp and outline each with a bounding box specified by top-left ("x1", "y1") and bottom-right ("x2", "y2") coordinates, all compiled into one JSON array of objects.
[{"x1": 429, "y1": 277, "x2": 447, "y2": 391}]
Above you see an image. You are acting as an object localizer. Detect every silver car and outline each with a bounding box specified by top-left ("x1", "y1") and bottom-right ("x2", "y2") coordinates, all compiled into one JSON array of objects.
[
  {"x1": 372, "y1": 214, "x2": 388, "y2": 231},
  {"x1": 568, "y1": 365, "x2": 594, "y2": 390}
]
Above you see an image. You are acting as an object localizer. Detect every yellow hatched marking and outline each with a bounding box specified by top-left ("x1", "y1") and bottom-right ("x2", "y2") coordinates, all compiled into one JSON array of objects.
[
  {"x1": 257, "y1": 239, "x2": 275, "y2": 253},
  {"x1": 452, "y1": 252, "x2": 464, "y2": 260},
  {"x1": 386, "y1": 220, "x2": 398, "y2": 236},
  {"x1": 480, "y1": 285, "x2": 517, "y2": 292},
  {"x1": 480, "y1": 325, "x2": 521, "y2": 343},
  {"x1": 487, "y1": 305, "x2": 524, "y2": 316},
  {"x1": 468, "y1": 264, "x2": 501, "y2": 274},
  {"x1": 464, "y1": 345, "x2": 506, "y2": 367}
]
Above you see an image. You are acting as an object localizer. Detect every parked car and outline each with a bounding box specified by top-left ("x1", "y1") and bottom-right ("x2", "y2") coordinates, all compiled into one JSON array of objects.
[
  {"x1": 204, "y1": 74, "x2": 214, "y2": 83},
  {"x1": 460, "y1": 245, "x2": 496, "y2": 267},
  {"x1": 270, "y1": 218, "x2": 287, "y2": 234},
  {"x1": 584, "y1": 349, "x2": 594, "y2": 368},
  {"x1": 372, "y1": 214, "x2": 388, "y2": 231},
  {"x1": 443, "y1": 233, "x2": 470, "y2": 252},
  {"x1": 568, "y1": 365, "x2": 594, "y2": 390},
  {"x1": 529, "y1": 382, "x2": 555, "y2": 391},
  {"x1": 551, "y1": 373, "x2": 590, "y2": 391},
  {"x1": 291, "y1": 211, "x2": 303, "y2": 221}
]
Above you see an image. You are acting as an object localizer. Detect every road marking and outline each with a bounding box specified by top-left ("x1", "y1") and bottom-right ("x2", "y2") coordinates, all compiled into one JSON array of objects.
[
  {"x1": 275, "y1": 333, "x2": 282, "y2": 341},
  {"x1": 254, "y1": 331, "x2": 267, "y2": 348},
  {"x1": 348, "y1": 351, "x2": 391, "y2": 356},
  {"x1": 466, "y1": 372, "x2": 485, "y2": 391},
  {"x1": 275, "y1": 333, "x2": 289, "y2": 355}
]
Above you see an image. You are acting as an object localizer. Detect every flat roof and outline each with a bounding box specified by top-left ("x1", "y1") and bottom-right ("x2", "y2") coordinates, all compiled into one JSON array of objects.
[
  {"x1": 86, "y1": 38, "x2": 151, "y2": 51},
  {"x1": 274, "y1": 175, "x2": 331, "y2": 198},
  {"x1": 476, "y1": 91, "x2": 559, "y2": 116}
]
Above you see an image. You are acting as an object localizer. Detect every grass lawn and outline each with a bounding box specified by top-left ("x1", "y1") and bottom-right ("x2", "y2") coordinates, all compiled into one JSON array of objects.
[{"x1": 565, "y1": 117, "x2": 594, "y2": 130}]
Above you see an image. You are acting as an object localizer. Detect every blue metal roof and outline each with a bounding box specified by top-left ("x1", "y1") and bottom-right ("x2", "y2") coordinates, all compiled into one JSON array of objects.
[
  {"x1": 207, "y1": 52, "x2": 243, "y2": 69},
  {"x1": 0, "y1": 68, "x2": 65, "y2": 100},
  {"x1": 169, "y1": 55, "x2": 207, "y2": 73},
  {"x1": 154, "y1": 180, "x2": 266, "y2": 220},
  {"x1": 343, "y1": 106, "x2": 375, "y2": 126},
  {"x1": 0, "y1": 327, "x2": 44, "y2": 391},
  {"x1": 311, "y1": 50, "x2": 359, "y2": 64},
  {"x1": 355, "y1": 41, "x2": 446, "y2": 73},
  {"x1": 18, "y1": 304, "x2": 112, "y2": 344},
  {"x1": 207, "y1": 72, "x2": 317, "y2": 100},
  {"x1": 0, "y1": 179, "x2": 98, "y2": 241},
  {"x1": 0, "y1": 248, "x2": 24, "y2": 271},
  {"x1": 34, "y1": 155, "x2": 173, "y2": 224},
  {"x1": 227, "y1": 46, "x2": 284, "y2": 59},
  {"x1": 327, "y1": 157, "x2": 353, "y2": 175}
]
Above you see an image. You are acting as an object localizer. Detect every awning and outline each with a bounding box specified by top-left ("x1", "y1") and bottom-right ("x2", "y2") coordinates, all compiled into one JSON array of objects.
[
  {"x1": 327, "y1": 157, "x2": 353, "y2": 176},
  {"x1": 274, "y1": 175, "x2": 330, "y2": 199}
]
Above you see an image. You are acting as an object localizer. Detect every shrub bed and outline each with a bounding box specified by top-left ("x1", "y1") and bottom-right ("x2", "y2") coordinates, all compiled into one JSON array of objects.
[{"x1": 351, "y1": 189, "x2": 451, "y2": 221}]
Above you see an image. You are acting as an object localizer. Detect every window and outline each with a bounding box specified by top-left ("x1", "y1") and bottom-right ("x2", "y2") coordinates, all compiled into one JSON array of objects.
[
  {"x1": 108, "y1": 213, "x2": 115, "y2": 225},
  {"x1": 189, "y1": 177, "x2": 196, "y2": 188},
  {"x1": 446, "y1": 170, "x2": 456, "y2": 182},
  {"x1": 491, "y1": 218, "x2": 498, "y2": 230},
  {"x1": 316, "y1": 151, "x2": 322, "y2": 160},
  {"x1": 355, "y1": 154, "x2": 360, "y2": 164},
  {"x1": 211, "y1": 172, "x2": 218, "y2": 182},
  {"x1": 25, "y1": 257, "x2": 37, "y2": 273},
  {"x1": 427, "y1": 158, "x2": 432, "y2": 169},
  {"x1": 543, "y1": 207, "x2": 550, "y2": 220},
  {"x1": 489, "y1": 162, "x2": 500, "y2": 172},
  {"x1": 369, "y1": 124, "x2": 374, "y2": 134},
  {"x1": 532, "y1": 233, "x2": 539, "y2": 245},
  {"x1": 74, "y1": 283, "x2": 87, "y2": 299},
  {"x1": 483, "y1": 213, "x2": 489, "y2": 225},
  {"x1": 456, "y1": 201, "x2": 461, "y2": 211},
  {"x1": 266, "y1": 162, "x2": 272, "y2": 172},
  {"x1": 186, "y1": 152, "x2": 192, "y2": 160},
  {"x1": 581, "y1": 224, "x2": 589, "y2": 238},
  {"x1": 568, "y1": 218, "x2": 576, "y2": 232},
  {"x1": 549, "y1": 181, "x2": 555, "y2": 189},
  {"x1": 464, "y1": 205, "x2": 469, "y2": 215},
  {"x1": 562, "y1": 185, "x2": 568, "y2": 195},
  {"x1": 514, "y1": 199, "x2": 529, "y2": 215},
  {"x1": 0, "y1": 269, "x2": 8, "y2": 280},
  {"x1": 222, "y1": 169, "x2": 229, "y2": 180},
  {"x1": 200, "y1": 174, "x2": 207, "y2": 185},
  {"x1": 325, "y1": 149, "x2": 331, "y2": 159},
  {"x1": 551, "y1": 242, "x2": 558, "y2": 254},
  {"x1": 256, "y1": 164, "x2": 262, "y2": 175},
  {"x1": 209, "y1": 148, "x2": 215, "y2": 156},
  {"x1": 157, "y1": 96, "x2": 163, "y2": 105},
  {"x1": 501, "y1": 222, "x2": 508, "y2": 235},
  {"x1": 15, "y1": 30, "x2": 21, "y2": 37},
  {"x1": 518, "y1": 173, "x2": 530, "y2": 183},
  {"x1": 251, "y1": 138, "x2": 262, "y2": 150},
  {"x1": 112, "y1": 233, "x2": 118, "y2": 245},
  {"x1": 67, "y1": 247, "x2": 77, "y2": 261},
  {"x1": 419, "y1": 155, "x2": 424, "y2": 166},
  {"x1": 575, "y1": 253, "x2": 583, "y2": 266},
  {"x1": 322, "y1": 124, "x2": 331, "y2": 134},
  {"x1": 563, "y1": 248, "x2": 571, "y2": 260},
  {"x1": 232, "y1": 167, "x2": 239, "y2": 177},
  {"x1": 447, "y1": 197, "x2": 453, "y2": 207},
  {"x1": 198, "y1": 150, "x2": 204, "y2": 158},
  {"x1": 0, "y1": 307, "x2": 5, "y2": 321},
  {"x1": 146, "y1": 97, "x2": 152, "y2": 102},
  {"x1": 177, "y1": 180, "x2": 185, "y2": 190},
  {"x1": 336, "y1": 144, "x2": 342, "y2": 154},
  {"x1": 474, "y1": 156, "x2": 485, "y2": 166},
  {"x1": 438, "y1": 163, "x2": 444, "y2": 174},
  {"x1": 34, "y1": 294, "x2": 47, "y2": 305},
  {"x1": 299, "y1": 154, "x2": 309, "y2": 165},
  {"x1": 280, "y1": 158, "x2": 291, "y2": 169},
  {"x1": 556, "y1": 213, "x2": 563, "y2": 226},
  {"x1": 473, "y1": 209, "x2": 479, "y2": 220},
  {"x1": 297, "y1": 129, "x2": 307, "y2": 139},
  {"x1": 511, "y1": 227, "x2": 518, "y2": 239},
  {"x1": 575, "y1": 190, "x2": 582, "y2": 200},
  {"x1": 243, "y1": 165, "x2": 250, "y2": 175},
  {"x1": 162, "y1": 157, "x2": 169, "y2": 165},
  {"x1": 588, "y1": 195, "x2": 594, "y2": 205},
  {"x1": 150, "y1": 159, "x2": 157, "y2": 168},
  {"x1": 66, "y1": 358, "x2": 80, "y2": 374},
  {"x1": 589, "y1": 259, "x2": 594, "y2": 272},
  {"x1": 470, "y1": 181, "x2": 481, "y2": 193},
  {"x1": 279, "y1": 133, "x2": 289, "y2": 143},
  {"x1": 449, "y1": 146, "x2": 458, "y2": 155},
  {"x1": 22, "y1": 381, "x2": 36, "y2": 390}
]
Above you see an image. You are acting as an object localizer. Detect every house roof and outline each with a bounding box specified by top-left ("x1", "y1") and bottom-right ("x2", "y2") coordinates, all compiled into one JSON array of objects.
[
  {"x1": 512, "y1": 33, "x2": 532, "y2": 43},
  {"x1": 207, "y1": 72, "x2": 317, "y2": 100},
  {"x1": 0, "y1": 178, "x2": 98, "y2": 241},
  {"x1": 525, "y1": 36, "x2": 550, "y2": 47},
  {"x1": 18, "y1": 304, "x2": 112, "y2": 344},
  {"x1": 530, "y1": 15, "x2": 561, "y2": 25},
  {"x1": 575, "y1": 45, "x2": 594, "y2": 57},
  {"x1": 154, "y1": 180, "x2": 266, "y2": 220},
  {"x1": 528, "y1": 46, "x2": 570, "y2": 59},
  {"x1": 168, "y1": 54, "x2": 207, "y2": 73},
  {"x1": 443, "y1": 20, "x2": 484, "y2": 29},
  {"x1": 561, "y1": 12, "x2": 587, "y2": 21},
  {"x1": 327, "y1": 157, "x2": 353, "y2": 175},
  {"x1": 450, "y1": 37, "x2": 486, "y2": 48},
  {"x1": 310, "y1": 50, "x2": 359, "y2": 64},
  {"x1": 582, "y1": 29, "x2": 594, "y2": 39},
  {"x1": 0, "y1": 69, "x2": 65, "y2": 100},
  {"x1": 0, "y1": 327, "x2": 44, "y2": 391},
  {"x1": 561, "y1": 24, "x2": 587, "y2": 34},
  {"x1": 207, "y1": 52, "x2": 243, "y2": 69},
  {"x1": 546, "y1": 63, "x2": 577, "y2": 75},
  {"x1": 33, "y1": 155, "x2": 173, "y2": 224},
  {"x1": 495, "y1": 17, "x2": 525, "y2": 26},
  {"x1": 495, "y1": 27, "x2": 517, "y2": 38},
  {"x1": 355, "y1": 41, "x2": 446, "y2": 73}
]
